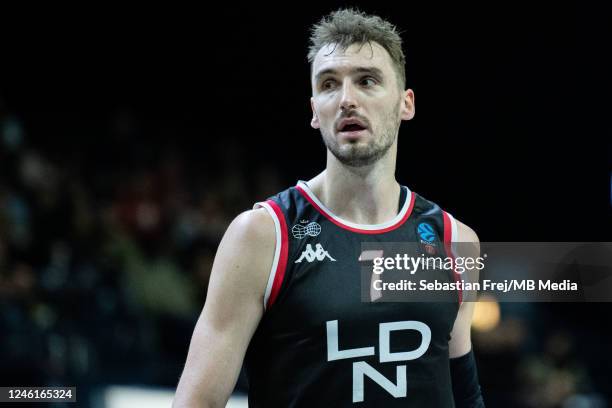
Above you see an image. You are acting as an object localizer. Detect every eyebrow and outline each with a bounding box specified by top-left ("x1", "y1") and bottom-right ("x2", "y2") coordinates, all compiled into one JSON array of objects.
[{"x1": 314, "y1": 66, "x2": 385, "y2": 83}]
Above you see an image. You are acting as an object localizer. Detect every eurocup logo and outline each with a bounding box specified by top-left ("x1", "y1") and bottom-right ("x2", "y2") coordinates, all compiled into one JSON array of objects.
[
  {"x1": 292, "y1": 220, "x2": 322, "y2": 239},
  {"x1": 417, "y1": 223, "x2": 436, "y2": 243}
]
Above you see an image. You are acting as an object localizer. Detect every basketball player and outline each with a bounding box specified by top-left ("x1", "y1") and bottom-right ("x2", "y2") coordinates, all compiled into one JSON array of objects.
[{"x1": 173, "y1": 8, "x2": 484, "y2": 407}]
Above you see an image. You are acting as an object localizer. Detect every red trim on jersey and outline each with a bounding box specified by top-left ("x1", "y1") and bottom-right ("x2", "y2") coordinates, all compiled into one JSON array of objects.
[
  {"x1": 266, "y1": 199, "x2": 289, "y2": 309},
  {"x1": 443, "y1": 211, "x2": 463, "y2": 304},
  {"x1": 296, "y1": 185, "x2": 415, "y2": 235}
]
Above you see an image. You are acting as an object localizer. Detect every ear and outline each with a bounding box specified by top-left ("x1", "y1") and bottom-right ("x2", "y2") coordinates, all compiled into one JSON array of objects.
[
  {"x1": 310, "y1": 97, "x2": 320, "y2": 129},
  {"x1": 400, "y1": 89, "x2": 415, "y2": 121}
]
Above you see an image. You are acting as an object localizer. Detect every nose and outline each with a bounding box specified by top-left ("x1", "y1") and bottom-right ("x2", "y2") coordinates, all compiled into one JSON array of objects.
[{"x1": 339, "y1": 79, "x2": 358, "y2": 111}]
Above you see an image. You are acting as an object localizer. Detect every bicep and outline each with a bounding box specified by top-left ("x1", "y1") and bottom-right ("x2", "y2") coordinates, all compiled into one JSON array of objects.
[
  {"x1": 173, "y1": 209, "x2": 275, "y2": 407},
  {"x1": 449, "y1": 220, "x2": 480, "y2": 358}
]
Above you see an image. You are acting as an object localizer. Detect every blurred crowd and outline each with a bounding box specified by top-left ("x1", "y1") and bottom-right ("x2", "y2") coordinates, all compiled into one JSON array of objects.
[
  {"x1": 0, "y1": 101, "x2": 284, "y2": 403},
  {"x1": 0, "y1": 100, "x2": 609, "y2": 407}
]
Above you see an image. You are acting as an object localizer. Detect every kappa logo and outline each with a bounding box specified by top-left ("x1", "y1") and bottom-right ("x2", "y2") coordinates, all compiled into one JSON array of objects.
[
  {"x1": 295, "y1": 243, "x2": 336, "y2": 263},
  {"x1": 292, "y1": 220, "x2": 322, "y2": 239}
]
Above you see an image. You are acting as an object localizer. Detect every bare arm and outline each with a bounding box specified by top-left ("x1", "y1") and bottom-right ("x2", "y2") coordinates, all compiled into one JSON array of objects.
[
  {"x1": 173, "y1": 208, "x2": 276, "y2": 407},
  {"x1": 449, "y1": 220, "x2": 480, "y2": 358}
]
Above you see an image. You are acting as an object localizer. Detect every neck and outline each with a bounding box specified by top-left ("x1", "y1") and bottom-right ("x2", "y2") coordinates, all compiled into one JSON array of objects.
[{"x1": 306, "y1": 142, "x2": 401, "y2": 225}]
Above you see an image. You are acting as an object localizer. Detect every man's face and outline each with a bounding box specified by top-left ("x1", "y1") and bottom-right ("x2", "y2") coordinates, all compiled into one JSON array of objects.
[{"x1": 310, "y1": 42, "x2": 414, "y2": 167}]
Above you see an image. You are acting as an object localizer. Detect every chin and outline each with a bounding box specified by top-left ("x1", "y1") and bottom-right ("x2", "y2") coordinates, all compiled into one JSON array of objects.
[{"x1": 336, "y1": 129, "x2": 370, "y2": 144}]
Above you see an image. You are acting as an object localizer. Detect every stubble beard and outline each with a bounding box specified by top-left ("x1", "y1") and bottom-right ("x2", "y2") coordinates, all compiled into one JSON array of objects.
[{"x1": 321, "y1": 104, "x2": 401, "y2": 168}]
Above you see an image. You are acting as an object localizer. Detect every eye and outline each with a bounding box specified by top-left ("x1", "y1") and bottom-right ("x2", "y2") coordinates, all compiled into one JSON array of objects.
[
  {"x1": 360, "y1": 76, "x2": 378, "y2": 87},
  {"x1": 321, "y1": 79, "x2": 337, "y2": 90}
]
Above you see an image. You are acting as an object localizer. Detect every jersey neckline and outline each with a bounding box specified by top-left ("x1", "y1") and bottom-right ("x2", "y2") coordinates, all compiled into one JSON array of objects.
[{"x1": 295, "y1": 180, "x2": 415, "y2": 234}]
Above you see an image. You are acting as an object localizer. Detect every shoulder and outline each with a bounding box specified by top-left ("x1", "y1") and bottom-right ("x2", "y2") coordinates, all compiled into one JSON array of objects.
[
  {"x1": 217, "y1": 208, "x2": 277, "y2": 278},
  {"x1": 208, "y1": 208, "x2": 277, "y2": 310},
  {"x1": 455, "y1": 219, "x2": 479, "y2": 243},
  {"x1": 219, "y1": 208, "x2": 277, "y2": 270},
  {"x1": 451, "y1": 218, "x2": 480, "y2": 260},
  {"x1": 227, "y1": 207, "x2": 276, "y2": 243}
]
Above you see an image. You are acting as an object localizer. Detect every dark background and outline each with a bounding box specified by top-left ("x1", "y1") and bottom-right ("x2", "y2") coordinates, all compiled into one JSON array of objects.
[{"x1": 1, "y1": 2, "x2": 610, "y2": 407}]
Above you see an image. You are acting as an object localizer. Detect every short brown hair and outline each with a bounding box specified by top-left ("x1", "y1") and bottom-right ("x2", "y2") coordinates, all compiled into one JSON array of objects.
[{"x1": 308, "y1": 8, "x2": 406, "y2": 89}]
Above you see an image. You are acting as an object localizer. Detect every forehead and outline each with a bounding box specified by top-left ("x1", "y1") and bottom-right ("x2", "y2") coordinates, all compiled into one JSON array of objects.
[{"x1": 312, "y1": 41, "x2": 395, "y2": 79}]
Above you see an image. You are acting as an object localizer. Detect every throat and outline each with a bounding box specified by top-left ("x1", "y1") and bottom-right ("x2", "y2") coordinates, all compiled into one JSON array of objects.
[{"x1": 322, "y1": 182, "x2": 404, "y2": 226}]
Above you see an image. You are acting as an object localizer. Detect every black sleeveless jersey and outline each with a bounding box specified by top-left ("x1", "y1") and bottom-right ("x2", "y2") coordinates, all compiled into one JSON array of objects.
[{"x1": 245, "y1": 180, "x2": 462, "y2": 407}]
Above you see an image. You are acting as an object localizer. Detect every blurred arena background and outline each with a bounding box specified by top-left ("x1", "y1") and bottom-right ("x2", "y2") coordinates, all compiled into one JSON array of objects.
[{"x1": 0, "y1": 2, "x2": 610, "y2": 407}]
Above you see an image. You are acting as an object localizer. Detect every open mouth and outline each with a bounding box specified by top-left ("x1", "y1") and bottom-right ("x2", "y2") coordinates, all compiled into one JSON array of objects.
[{"x1": 339, "y1": 123, "x2": 367, "y2": 132}]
